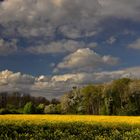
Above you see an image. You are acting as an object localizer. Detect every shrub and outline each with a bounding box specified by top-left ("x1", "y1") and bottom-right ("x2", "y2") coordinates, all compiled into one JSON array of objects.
[
  {"x1": 0, "y1": 108, "x2": 11, "y2": 114},
  {"x1": 44, "y1": 104, "x2": 61, "y2": 114},
  {"x1": 36, "y1": 104, "x2": 45, "y2": 114},
  {"x1": 0, "y1": 122, "x2": 139, "y2": 139},
  {"x1": 23, "y1": 102, "x2": 35, "y2": 114}
]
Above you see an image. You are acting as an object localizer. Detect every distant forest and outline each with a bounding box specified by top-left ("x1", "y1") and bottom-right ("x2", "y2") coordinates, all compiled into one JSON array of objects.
[{"x1": 0, "y1": 78, "x2": 140, "y2": 115}]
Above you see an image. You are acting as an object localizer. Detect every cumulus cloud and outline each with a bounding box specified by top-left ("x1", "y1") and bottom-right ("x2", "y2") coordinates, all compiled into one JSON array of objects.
[
  {"x1": 52, "y1": 71, "x2": 123, "y2": 84},
  {"x1": 0, "y1": 0, "x2": 139, "y2": 58},
  {"x1": 0, "y1": 70, "x2": 35, "y2": 95},
  {"x1": 99, "y1": 0, "x2": 140, "y2": 20},
  {"x1": 55, "y1": 48, "x2": 119, "y2": 72},
  {"x1": 0, "y1": 70, "x2": 35, "y2": 85},
  {"x1": 0, "y1": 0, "x2": 140, "y2": 98},
  {"x1": 0, "y1": 70, "x2": 75, "y2": 98},
  {"x1": 0, "y1": 0, "x2": 139, "y2": 39},
  {"x1": 26, "y1": 40, "x2": 97, "y2": 54},
  {"x1": 52, "y1": 66, "x2": 140, "y2": 86},
  {"x1": 0, "y1": 67, "x2": 140, "y2": 98},
  {"x1": 0, "y1": 0, "x2": 101, "y2": 38},
  {"x1": 128, "y1": 38, "x2": 140, "y2": 49},
  {"x1": 0, "y1": 39, "x2": 18, "y2": 55}
]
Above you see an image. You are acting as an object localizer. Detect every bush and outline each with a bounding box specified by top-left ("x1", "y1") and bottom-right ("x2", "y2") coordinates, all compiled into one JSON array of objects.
[
  {"x1": 36, "y1": 104, "x2": 45, "y2": 114},
  {"x1": 23, "y1": 102, "x2": 36, "y2": 114},
  {"x1": 0, "y1": 108, "x2": 22, "y2": 114},
  {"x1": 44, "y1": 104, "x2": 61, "y2": 114},
  {"x1": 0, "y1": 108, "x2": 11, "y2": 114},
  {"x1": 0, "y1": 122, "x2": 139, "y2": 139}
]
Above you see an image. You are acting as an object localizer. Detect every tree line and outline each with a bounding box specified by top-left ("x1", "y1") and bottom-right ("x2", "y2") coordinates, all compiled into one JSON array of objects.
[
  {"x1": 0, "y1": 78, "x2": 140, "y2": 115},
  {"x1": 0, "y1": 92, "x2": 60, "y2": 114},
  {"x1": 61, "y1": 78, "x2": 140, "y2": 115}
]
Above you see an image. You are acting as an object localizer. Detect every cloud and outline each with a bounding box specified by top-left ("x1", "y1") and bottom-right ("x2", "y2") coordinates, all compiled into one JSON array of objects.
[
  {"x1": 1, "y1": 0, "x2": 140, "y2": 39},
  {"x1": 99, "y1": 0, "x2": 140, "y2": 21},
  {"x1": 0, "y1": 69, "x2": 74, "y2": 98},
  {"x1": 0, "y1": 67, "x2": 140, "y2": 98},
  {"x1": 0, "y1": 0, "x2": 101, "y2": 38},
  {"x1": 0, "y1": 1, "x2": 140, "y2": 98},
  {"x1": 0, "y1": 39, "x2": 18, "y2": 55},
  {"x1": 26, "y1": 40, "x2": 97, "y2": 54},
  {"x1": 128, "y1": 38, "x2": 140, "y2": 49},
  {"x1": 52, "y1": 66, "x2": 140, "y2": 85},
  {"x1": 0, "y1": 0, "x2": 139, "y2": 59},
  {"x1": 0, "y1": 70, "x2": 35, "y2": 85},
  {"x1": 55, "y1": 48, "x2": 119, "y2": 72},
  {"x1": 0, "y1": 70, "x2": 35, "y2": 95},
  {"x1": 52, "y1": 71, "x2": 123, "y2": 84},
  {"x1": 106, "y1": 36, "x2": 116, "y2": 45}
]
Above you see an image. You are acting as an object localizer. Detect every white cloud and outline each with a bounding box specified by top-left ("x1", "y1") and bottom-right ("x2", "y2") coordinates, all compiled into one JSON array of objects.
[
  {"x1": 0, "y1": 67, "x2": 140, "y2": 98},
  {"x1": 1, "y1": 0, "x2": 139, "y2": 39},
  {"x1": 26, "y1": 40, "x2": 97, "y2": 54},
  {"x1": 52, "y1": 71, "x2": 123, "y2": 84},
  {"x1": 128, "y1": 38, "x2": 140, "y2": 49},
  {"x1": 106, "y1": 36, "x2": 116, "y2": 45},
  {"x1": 0, "y1": 0, "x2": 101, "y2": 38},
  {"x1": 99, "y1": 0, "x2": 140, "y2": 21},
  {"x1": 56, "y1": 48, "x2": 119, "y2": 72},
  {"x1": 36, "y1": 66, "x2": 140, "y2": 98},
  {"x1": 0, "y1": 70, "x2": 72, "y2": 98},
  {"x1": 0, "y1": 70, "x2": 35, "y2": 85},
  {"x1": 0, "y1": 39, "x2": 18, "y2": 55},
  {"x1": 102, "y1": 55, "x2": 119, "y2": 65},
  {"x1": 0, "y1": 1, "x2": 140, "y2": 98}
]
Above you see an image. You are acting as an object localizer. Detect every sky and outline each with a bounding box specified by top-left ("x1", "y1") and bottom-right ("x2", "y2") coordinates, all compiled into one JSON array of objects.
[{"x1": 0, "y1": 0, "x2": 140, "y2": 99}]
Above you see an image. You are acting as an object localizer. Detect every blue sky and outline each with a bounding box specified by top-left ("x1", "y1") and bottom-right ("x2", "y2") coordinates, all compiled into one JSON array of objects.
[{"x1": 0, "y1": 0, "x2": 140, "y2": 98}]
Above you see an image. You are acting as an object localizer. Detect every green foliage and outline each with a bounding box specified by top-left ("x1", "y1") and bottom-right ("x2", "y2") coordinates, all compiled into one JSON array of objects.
[
  {"x1": 0, "y1": 77, "x2": 139, "y2": 115},
  {"x1": 81, "y1": 85, "x2": 102, "y2": 114},
  {"x1": 0, "y1": 108, "x2": 11, "y2": 114},
  {"x1": 0, "y1": 108, "x2": 21, "y2": 114},
  {"x1": 36, "y1": 104, "x2": 45, "y2": 114},
  {"x1": 61, "y1": 88, "x2": 84, "y2": 114},
  {"x1": 0, "y1": 122, "x2": 139, "y2": 139},
  {"x1": 23, "y1": 102, "x2": 36, "y2": 114},
  {"x1": 61, "y1": 78, "x2": 140, "y2": 116},
  {"x1": 44, "y1": 104, "x2": 61, "y2": 114}
]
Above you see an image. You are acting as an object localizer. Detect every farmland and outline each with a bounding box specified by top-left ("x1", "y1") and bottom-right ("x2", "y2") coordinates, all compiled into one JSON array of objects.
[{"x1": 0, "y1": 115, "x2": 140, "y2": 139}]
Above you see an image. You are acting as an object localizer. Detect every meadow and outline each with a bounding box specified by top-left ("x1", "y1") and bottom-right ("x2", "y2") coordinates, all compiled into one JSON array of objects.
[{"x1": 0, "y1": 115, "x2": 140, "y2": 139}]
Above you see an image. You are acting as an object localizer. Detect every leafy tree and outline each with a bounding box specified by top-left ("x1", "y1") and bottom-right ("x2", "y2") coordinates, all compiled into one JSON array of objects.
[
  {"x1": 61, "y1": 88, "x2": 84, "y2": 114},
  {"x1": 36, "y1": 104, "x2": 45, "y2": 114},
  {"x1": 61, "y1": 94, "x2": 70, "y2": 114},
  {"x1": 44, "y1": 104, "x2": 61, "y2": 114},
  {"x1": 51, "y1": 98, "x2": 60, "y2": 105},
  {"x1": 81, "y1": 85, "x2": 103, "y2": 115},
  {"x1": 23, "y1": 102, "x2": 35, "y2": 114},
  {"x1": 103, "y1": 78, "x2": 132, "y2": 115}
]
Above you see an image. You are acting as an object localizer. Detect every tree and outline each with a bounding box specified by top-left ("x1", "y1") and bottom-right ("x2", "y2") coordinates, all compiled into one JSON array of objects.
[
  {"x1": 81, "y1": 85, "x2": 103, "y2": 115},
  {"x1": 61, "y1": 87, "x2": 84, "y2": 114},
  {"x1": 36, "y1": 104, "x2": 45, "y2": 114},
  {"x1": 51, "y1": 98, "x2": 60, "y2": 105},
  {"x1": 61, "y1": 94, "x2": 70, "y2": 114},
  {"x1": 23, "y1": 102, "x2": 35, "y2": 114},
  {"x1": 103, "y1": 78, "x2": 132, "y2": 115},
  {"x1": 44, "y1": 104, "x2": 61, "y2": 114}
]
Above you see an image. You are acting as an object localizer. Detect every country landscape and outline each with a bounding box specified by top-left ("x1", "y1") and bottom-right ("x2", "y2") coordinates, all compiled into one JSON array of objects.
[{"x1": 0, "y1": 0, "x2": 140, "y2": 139}]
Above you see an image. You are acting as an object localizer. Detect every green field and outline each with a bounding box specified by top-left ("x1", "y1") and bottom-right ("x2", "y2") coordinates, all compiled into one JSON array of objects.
[{"x1": 0, "y1": 115, "x2": 140, "y2": 140}]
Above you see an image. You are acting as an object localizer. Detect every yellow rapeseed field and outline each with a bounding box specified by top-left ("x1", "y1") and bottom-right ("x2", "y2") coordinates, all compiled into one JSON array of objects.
[{"x1": 0, "y1": 115, "x2": 140, "y2": 127}]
